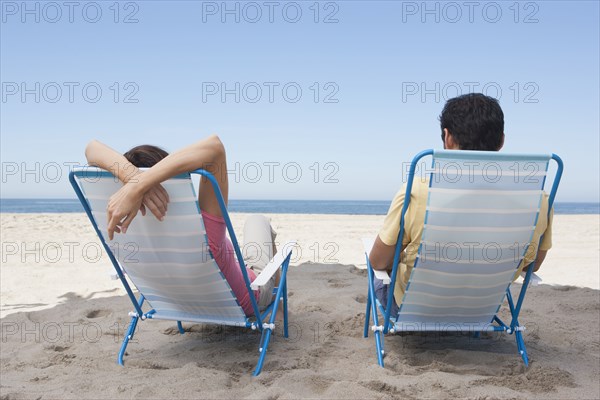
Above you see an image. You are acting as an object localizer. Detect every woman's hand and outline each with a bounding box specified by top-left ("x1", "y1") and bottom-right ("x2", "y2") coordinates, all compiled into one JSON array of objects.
[
  {"x1": 106, "y1": 177, "x2": 170, "y2": 240},
  {"x1": 139, "y1": 184, "x2": 170, "y2": 220},
  {"x1": 106, "y1": 183, "x2": 144, "y2": 240},
  {"x1": 126, "y1": 169, "x2": 170, "y2": 221}
]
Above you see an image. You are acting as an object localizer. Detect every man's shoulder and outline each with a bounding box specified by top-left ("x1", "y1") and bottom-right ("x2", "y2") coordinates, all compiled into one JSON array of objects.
[{"x1": 412, "y1": 178, "x2": 430, "y2": 196}]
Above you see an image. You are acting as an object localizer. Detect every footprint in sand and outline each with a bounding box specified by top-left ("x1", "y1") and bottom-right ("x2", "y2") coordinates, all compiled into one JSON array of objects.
[
  {"x1": 85, "y1": 309, "x2": 111, "y2": 319},
  {"x1": 132, "y1": 361, "x2": 172, "y2": 370},
  {"x1": 327, "y1": 278, "x2": 351, "y2": 288},
  {"x1": 472, "y1": 365, "x2": 576, "y2": 393},
  {"x1": 162, "y1": 326, "x2": 186, "y2": 335},
  {"x1": 353, "y1": 294, "x2": 367, "y2": 304},
  {"x1": 348, "y1": 266, "x2": 368, "y2": 277},
  {"x1": 359, "y1": 380, "x2": 404, "y2": 396},
  {"x1": 47, "y1": 345, "x2": 69, "y2": 353}
]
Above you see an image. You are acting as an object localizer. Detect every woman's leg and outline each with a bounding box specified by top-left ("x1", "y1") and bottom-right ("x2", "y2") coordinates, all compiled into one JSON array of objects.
[{"x1": 243, "y1": 215, "x2": 278, "y2": 309}]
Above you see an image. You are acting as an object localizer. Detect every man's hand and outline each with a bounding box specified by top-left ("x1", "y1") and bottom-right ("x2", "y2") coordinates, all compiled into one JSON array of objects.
[{"x1": 106, "y1": 183, "x2": 144, "y2": 240}]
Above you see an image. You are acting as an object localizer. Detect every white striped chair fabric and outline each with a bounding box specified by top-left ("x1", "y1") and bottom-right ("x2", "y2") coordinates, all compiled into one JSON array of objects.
[
  {"x1": 74, "y1": 169, "x2": 247, "y2": 326},
  {"x1": 395, "y1": 150, "x2": 551, "y2": 331}
]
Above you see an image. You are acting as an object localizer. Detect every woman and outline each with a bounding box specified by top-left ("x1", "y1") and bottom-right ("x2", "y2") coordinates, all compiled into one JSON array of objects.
[{"x1": 85, "y1": 135, "x2": 278, "y2": 316}]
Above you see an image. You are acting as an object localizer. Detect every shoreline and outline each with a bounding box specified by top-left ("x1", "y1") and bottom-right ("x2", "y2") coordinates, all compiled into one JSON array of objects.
[{"x1": 2, "y1": 198, "x2": 599, "y2": 216}]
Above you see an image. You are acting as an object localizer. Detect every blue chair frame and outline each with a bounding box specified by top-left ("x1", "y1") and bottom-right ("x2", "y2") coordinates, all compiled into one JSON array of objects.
[
  {"x1": 70, "y1": 168, "x2": 291, "y2": 376},
  {"x1": 363, "y1": 150, "x2": 564, "y2": 367}
]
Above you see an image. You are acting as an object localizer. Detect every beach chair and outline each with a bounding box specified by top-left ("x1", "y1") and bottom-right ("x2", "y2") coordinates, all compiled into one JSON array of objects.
[
  {"x1": 70, "y1": 168, "x2": 294, "y2": 376},
  {"x1": 363, "y1": 150, "x2": 563, "y2": 367}
]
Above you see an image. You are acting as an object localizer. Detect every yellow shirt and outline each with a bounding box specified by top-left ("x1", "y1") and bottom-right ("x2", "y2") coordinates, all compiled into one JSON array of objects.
[{"x1": 378, "y1": 178, "x2": 553, "y2": 303}]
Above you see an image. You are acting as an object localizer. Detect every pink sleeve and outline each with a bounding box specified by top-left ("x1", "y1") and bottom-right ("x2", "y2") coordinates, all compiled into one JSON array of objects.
[{"x1": 201, "y1": 211, "x2": 257, "y2": 316}]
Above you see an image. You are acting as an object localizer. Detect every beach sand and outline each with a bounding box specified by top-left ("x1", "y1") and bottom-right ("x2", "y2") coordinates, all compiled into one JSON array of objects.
[{"x1": 1, "y1": 213, "x2": 599, "y2": 399}]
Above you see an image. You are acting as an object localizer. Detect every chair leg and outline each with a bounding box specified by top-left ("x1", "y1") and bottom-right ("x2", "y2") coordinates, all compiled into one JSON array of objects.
[
  {"x1": 364, "y1": 290, "x2": 371, "y2": 338},
  {"x1": 177, "y1": 321, "x2": 185, "y2": 334},
  {"x1": 515, "y1": 330, "x2": 529, "y2": 367},
  {"x1": 283, "y1": 280, "x2": 289, "y2": 339},
  {"x1": 254, "y1": 292, "x2": 283, "y2": 375},
  {"x1": 254, "y1": 264, "x2": 288, "y2": 376},
  {"x1": 370, "y1": 300, "x2": 385, "y2": 367},
  {"x1": 508, "y1": 284, "x2": 531, "y2": 367},
  {"x1": 375, "y1": 332, "x2": 384, "y2": 367},
  {"x1": 254, "y1": 328, "x2": 273, "y2": 376},
  {"x1": 118, "y1": 314, "x2": 139, "y2": 366},
  {"x1": 366, "y1": 266, "x2": 385, "y2": 367}
]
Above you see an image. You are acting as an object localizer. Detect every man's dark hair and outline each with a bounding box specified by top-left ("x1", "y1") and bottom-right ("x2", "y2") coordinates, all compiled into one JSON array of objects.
[
  {"x1": 123, "y1": 144, "x2": 169, "y2": 167},
  {"x1": 439, "y1": 93, "x2": 504, "y2": 151}
]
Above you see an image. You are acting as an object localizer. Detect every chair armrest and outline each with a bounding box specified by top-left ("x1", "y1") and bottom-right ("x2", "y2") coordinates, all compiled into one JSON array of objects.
[
  {"x1": 362, "y1": 237, "x2": 391, "y2": 285},
  {"x1": 373, "y1": 269, "x2": 391, "y2": 285},
  {"x1": 520, "y1": 271, "x2": 542, "y2": 287},
  {"x1": 250, "y1": 241, "x2": 296, "y2": 290}
]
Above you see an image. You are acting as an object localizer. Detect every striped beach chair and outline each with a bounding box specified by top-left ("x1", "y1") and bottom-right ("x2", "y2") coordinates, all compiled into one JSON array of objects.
[
  {"x1": 70, "y1": 168, "x2": 294, "y2": 375},
  {"x1": 363, "y1": 150, "x2": 563, "y2": 367}
]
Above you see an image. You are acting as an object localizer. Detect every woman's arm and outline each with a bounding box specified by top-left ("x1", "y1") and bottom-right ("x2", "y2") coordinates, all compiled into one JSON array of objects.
[
  {"x1": 85, "y1": 140, "x2": 140, "y2": 184},
  {"x1": 106, "y1": 135, "x2": 227, "y2": 240},
  {"x1": 132, "y1": 135, "x2": 226, "y2": 195},
  {"x1": 85, "y1": 140, "x2": 170, "y2": 225}
]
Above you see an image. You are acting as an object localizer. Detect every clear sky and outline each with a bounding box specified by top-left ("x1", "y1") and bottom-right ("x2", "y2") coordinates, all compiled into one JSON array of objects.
[{"x1": 1, "y1": 1, "x2": 598, "y2": 201}]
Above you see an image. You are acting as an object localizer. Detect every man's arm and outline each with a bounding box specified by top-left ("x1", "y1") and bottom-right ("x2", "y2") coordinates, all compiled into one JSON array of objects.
[
  {"x1": 524, "y1": 203, "x2": 552, "y2": 273},
  {"x1": 106, "y1": 135, "x2": 227, "y2": 239},
  {"x1": 369, "y1": 236, "x2": 406, "y2": 271},
  {"x1": 525, "y1": 250, "x2": 547, "y2": 273}
]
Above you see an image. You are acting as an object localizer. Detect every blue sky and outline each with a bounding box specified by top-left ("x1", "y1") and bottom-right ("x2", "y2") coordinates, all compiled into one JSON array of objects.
[{"x1": 1, "y1": 1, "x2": 598, "y2": 201}]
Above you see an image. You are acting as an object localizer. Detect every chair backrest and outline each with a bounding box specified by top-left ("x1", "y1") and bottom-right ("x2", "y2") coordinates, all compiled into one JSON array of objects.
[
  {"x1": 71, "y1": 168, "x2": 247, "y2": 325},
  {"x1": 396, "y1": 150, "x2": 553, "y2": 330}
]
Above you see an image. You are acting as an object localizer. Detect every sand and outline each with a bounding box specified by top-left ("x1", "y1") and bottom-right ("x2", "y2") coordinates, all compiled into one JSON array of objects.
[{"x1": 1, "y1": 213, "x2": 599, "y2": 399}]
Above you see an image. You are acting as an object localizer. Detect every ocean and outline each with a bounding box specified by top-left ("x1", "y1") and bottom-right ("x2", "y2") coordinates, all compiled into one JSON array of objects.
[{"x1": 1, "y1": 199, "x2": 598, "y2": 215}]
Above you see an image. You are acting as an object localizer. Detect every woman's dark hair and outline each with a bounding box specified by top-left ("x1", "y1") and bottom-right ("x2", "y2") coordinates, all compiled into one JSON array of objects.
[
  {"x1": 123, "y1": 145, "x2": 169, "y2": 167},
  {"x1": 439, "y1": 93, "x2": 504, "y2": 151}
]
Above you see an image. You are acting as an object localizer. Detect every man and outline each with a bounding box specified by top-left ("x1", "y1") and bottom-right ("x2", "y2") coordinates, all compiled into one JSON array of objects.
[{"x1": 369, "y1": 93, "x2": 553, "y2": 316}]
